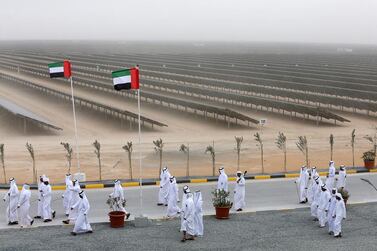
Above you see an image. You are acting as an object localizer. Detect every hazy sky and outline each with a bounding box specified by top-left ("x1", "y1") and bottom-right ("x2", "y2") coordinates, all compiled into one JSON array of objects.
[{"x1": 1, "y1": 0, "x2": 376, "y2": 44}]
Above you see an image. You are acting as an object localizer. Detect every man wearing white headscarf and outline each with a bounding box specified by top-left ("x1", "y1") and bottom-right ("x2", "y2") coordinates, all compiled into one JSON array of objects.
[
  {"x1": 306, "y1": 169, "x2": 314, "y2": 203},
  {"x1": 326, "y1": 161, "x2": 336, "y2": 189},
  {"x1": 296, "y1": 166, "x2": 309, "y2": 204},
  {"x1": 158, "y1": 167, "x2": 171, "y2": 206},
  {"x1": 62, "y1": 174, "x2": 73, "y2": 216},
  {"x1": 318, "y1": 184, "x2": 331, "y2": 228},
  {"x1": 63, "y1": 179, "x2": 80, "y2": 224},
  {"x1": 17, "y1": 184, "x2": 34, "y2": 228},
  {"x1": 311, "y1": 166, "x2": 318, "y2": 179},
  {"x1": 310, "y1": 175, "x2": 322, "y2": 220},
  {"x1": 234, "y1": 171, "x2": 246, "y2": 211},
  {"x1": 327, "y1": 188, "x2": 337, "y2": 235},
  {"x1": 166, "y1": 176, "x2": 180, "y2": 218},
  {"x1": 337, "y1": 165, "x2": 347, "y2": 189},
  {"x1": 193, "y1": 190, "x2": 203, "y2": 237},
  {"x1": 332, "y1": 192, "x2": 346, "y2": 238},
  {"x1": 180, "y1": 186, "x2": 190, "y2": 230},
  {"x1": 41, "y1": 177, "x2": 55, "y2": 222},
  {"x1": 180, "y1": 192, "x2": 195, "y2": 242},
  {"x1": 217, "y1": 167, "x2": 228, "y2": 192},
  {"x1": 109, "y1": 180, "x2": 130, "y2": 219},
  {"x1": 3, "y1": 178, "x2": 19, "y2": 225},
  {"x1": 71, "y1": 190, "x2": 92, "y2": 235},
  {"x1": 34, "y1": 175, "x2": 46, "y2": 219}
]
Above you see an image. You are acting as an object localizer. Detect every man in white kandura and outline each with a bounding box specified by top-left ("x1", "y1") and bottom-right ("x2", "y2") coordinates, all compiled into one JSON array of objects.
[
  {"x1": 35, "y1": 175, "x2": 46, "y2": 219},
  {"x1": 63, "y1": 179, "x2": 81, "y2": 224},
  {"x1": 217, "y1": 167, "x2": 228, "y2": 192},
  {"x1": 158, "y1": 167, "x2": 171, "y2": 206},
  {"x1": 332, "y1": 192, "x2": 346, "y2": 238},
  {"x1": 166, "y1": 176, "x2": 180, "y2": 218},
  {"x1": 296, "y1": 166, "x2": 309, "y2": 204},
  {"x1": 234, "y1": 171, "x2": 246, "y2": 211},
  {"x1": 326, "y1": 161, "x2": 336, "y2": 189},
  {"x1": 180, "y1": 192, "x2": 195, "y2": 242},
  {"x1": 310, "y1": 175, "x2": 322, "y2": 221},
  {"x1": 71, "y1": 190, "x2": 92, "y2": 235},
  {"x1": 306, "y1": 168, "x2": 314, "y2": 203},
  {"x1": 318, "y1": 184, "x2": 331, "y2": 228},
  {"x1": 337, "y1": 165, "x2": 347, "y2": 189},
  {"x1": 3, "y1": 178, "x2": 19, "y2": 225},
  {"x1": 327, "y1": 188, "x2": 337, "y2": 235},
  {"x1": 109, "y1": 179, "x2": 130, "y2": 219},
  {"x1": 193, "y1": 190, "x2": 203, "y2": 237},
  {"x1": 62, "y1": 174, "x2": 73, "y2": 217},
  {"x1": 41, "y1": 177, "x2": 55, "y2": 222},
  {"x1": 18, "y1": 184, "x2": 34, "y2": 228}
]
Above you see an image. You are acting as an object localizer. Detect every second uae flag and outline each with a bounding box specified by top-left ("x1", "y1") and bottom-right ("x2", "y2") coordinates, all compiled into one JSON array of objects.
[
  {"x1": 48, "y1": 60, "x2": 71, "y2": 78},
  {"x1": 112, "y1": 67, "x2": 139, "y2": 90}
]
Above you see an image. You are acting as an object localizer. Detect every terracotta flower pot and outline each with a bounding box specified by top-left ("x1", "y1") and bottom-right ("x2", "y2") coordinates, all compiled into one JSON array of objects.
[
  {"x1": 215, "y1": 207, "x2": 231, "y2": 219},
  {"x1": 108, "y1": 211, "x2": 125, "y2": 228},
  {"x1": 364, "y1": 160, "x2": 375, "y2": 169}
]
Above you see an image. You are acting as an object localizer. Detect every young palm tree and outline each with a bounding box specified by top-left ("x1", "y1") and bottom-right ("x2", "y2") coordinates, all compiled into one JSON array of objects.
[
  {"x1": 179, "y1": 144, "x2": 190, "y2": 177},
  {"x1": 330, "y1": 134, "x2": 334, "y2": 161},
  {"x1": 153, "y1": 138, "x2": 164, "y2": 175},
  {"x1": 60, "y1": 142, "x2": 73, "y2": 173},
  {"x1": 254, "y1": 133, "x2": 264, "y2": 173},
  {"x1": 93, "y1": 140, "x2": 102, "y2": 180},
  {"x1": 122, "y1": 141, "x2": 133, "y2": 179},
  {"x1": 235, "y1": 136, "x2": 243, "y2": 171},
  {"x1": 205, "y1": 142, "x2": 216, "y2": 176},
  {"x1": 351, "y1": 129, "x2": 356, "y2": 167},
  {"x1": 26, "y1": 142, "x2": 37, "y2": 183},
  {"x1": 275, "y1": 132, "x2": 287, "y2": 172},
  {"x1": 296, "y1": 136, "x2": 309, "y2": 167},
  {"x1": 0, "y1": 144, "x2": 6, "y2": 183}
]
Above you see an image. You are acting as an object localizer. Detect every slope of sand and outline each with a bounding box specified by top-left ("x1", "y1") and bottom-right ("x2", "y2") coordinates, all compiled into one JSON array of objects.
[{"x1": 0, "y1": 69, "x2": 376, "y2": 184}]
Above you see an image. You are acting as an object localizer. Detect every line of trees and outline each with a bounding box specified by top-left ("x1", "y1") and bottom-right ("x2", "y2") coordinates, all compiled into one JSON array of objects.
[{"x1": 1, "y1": 128, "x2": 376, "y2": 183}]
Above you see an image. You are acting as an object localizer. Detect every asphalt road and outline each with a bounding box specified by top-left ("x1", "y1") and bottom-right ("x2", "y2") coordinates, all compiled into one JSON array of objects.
[
  {"x1": 1, "y1": 172, "x2": 377, "y2": 230},
  {"x1": 0, "y1": 202, "x2": 377, "y2": 251}
]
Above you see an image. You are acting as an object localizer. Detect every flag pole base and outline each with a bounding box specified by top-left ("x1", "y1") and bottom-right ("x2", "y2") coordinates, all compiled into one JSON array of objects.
[{"x1": 134, "y1": 215, "x2": 151, "y2": 228}]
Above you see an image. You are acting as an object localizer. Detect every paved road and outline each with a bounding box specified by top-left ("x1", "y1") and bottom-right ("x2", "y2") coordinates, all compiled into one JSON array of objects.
[
  {"x1": 1, "y1": 172, "x2": 377, "y2": 229},
  {"x1": 1, "y1": 202, "x2": 377, "y2": 251}
]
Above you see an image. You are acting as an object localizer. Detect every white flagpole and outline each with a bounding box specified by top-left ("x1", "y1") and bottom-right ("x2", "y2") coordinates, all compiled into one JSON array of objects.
[
  {"x1": 70, "y1": 76, "x2": 81, "y2": 173},
  {"x1": 137, "y1": 88, "x2": 143, "y2": 215}
]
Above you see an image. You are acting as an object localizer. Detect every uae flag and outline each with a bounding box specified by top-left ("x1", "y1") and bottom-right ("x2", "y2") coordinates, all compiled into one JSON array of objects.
[
  {"x1": 48, "y1": 60, "x2": 71, "y2": 78},
  {"x1": 112, "y1": 67, "x2": 139, "y2": 90}
]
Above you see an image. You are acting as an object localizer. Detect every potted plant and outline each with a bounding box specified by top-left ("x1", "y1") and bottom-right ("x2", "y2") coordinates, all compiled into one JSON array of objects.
[
  {"x1": 362, "y1": 150, "x2": 375, "y2": 169},
  {"x1": 106, "y1": 197, "x2": 126, "y2": 228},
  {"x1": 338, "y1": 188, "x2": 350, "y2": 205},
  {"x1": 212, "y1": 189, "x2": 232, "y2": 219}
]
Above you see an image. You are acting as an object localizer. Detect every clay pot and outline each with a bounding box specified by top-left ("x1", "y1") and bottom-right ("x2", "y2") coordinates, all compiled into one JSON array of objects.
[
  {"x1": 215, "y1": 207, "x2": 231, "y2": 219},
  {"x1": 108, "y1": 211, "x2": 125, "y2": 228},
  {"x1": 364, "y1": 160, "x2": 375, "y2": 169}
]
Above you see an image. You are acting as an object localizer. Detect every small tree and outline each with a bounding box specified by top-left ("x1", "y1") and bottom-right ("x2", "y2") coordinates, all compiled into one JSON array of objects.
[
  {"x1": 26, "y1": 142, "x2": 37, "y2": 183},
  {"x1": 0, "y1": 144, "x2": 6, "y2": 183},
  {"x1": 60, "y1": 142, "x2": 73, "y2": 173},
  {"x1": 275, "y1": 132, "x2": 287, "y2": 172},
  {"x1": 254, "y1": 133, "x2": 264, "y2": 173},
  {"x1": 330, "y1": 134, "x2": 334, "y2": 161},
  {"x1": 153, "y1": 138, "x2": 164, "y2": 175},
  {"x1": 205, "y1": 143, "x2": 216, "y2": 176},
  {"x1": 93, "y1": 140, "x2": 102, "y2": 180},
  {"x1": 122, "y1": 142, "x2": 133, "y2": 179},
  {"x1": 235, "y1": 136, "x2": 243, "y2": 171},
  {"x1": 179, "y1": 144, "x2": 190, "y2": 177},
  {"x1": 364, "y1": 126, "x2": 377, "y2": 155},
  {"x1": 351, "y1": 129, "x2": 356, "y2": 167},
  {"x1": 296, "y1": 136, "x2": 309, "y2": 167}
]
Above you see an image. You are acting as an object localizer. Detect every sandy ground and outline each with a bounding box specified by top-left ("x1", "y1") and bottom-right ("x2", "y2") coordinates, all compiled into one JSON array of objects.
[{"x1": 0, "y1": 68, "x2": 376, "y2": 184}]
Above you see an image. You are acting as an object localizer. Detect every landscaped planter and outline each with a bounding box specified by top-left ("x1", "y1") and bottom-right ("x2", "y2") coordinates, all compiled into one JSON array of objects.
[
  {"x1": 215, "y1": 206, "x2": 231, "y2": 219},
  {"x1": 364, "y1": 160, "x2": 375, "y2": 169},
  {"x1": 108, "y1": 211, "x2": 125, "y2": 228}
]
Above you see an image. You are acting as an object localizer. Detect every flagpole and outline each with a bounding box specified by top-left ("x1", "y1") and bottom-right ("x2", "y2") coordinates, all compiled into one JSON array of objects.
[
  {"x1": 137, "y1": 88, "x2": 143, "y2": 215},
  {"x1": 70, "y1": 76, "x2": 81, "y2": 174}
]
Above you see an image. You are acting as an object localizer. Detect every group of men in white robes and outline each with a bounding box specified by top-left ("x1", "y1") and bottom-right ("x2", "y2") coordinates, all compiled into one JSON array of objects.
[
  {"x1": 217, "y1": 167, "x2": 246, "y2": 212},
  {"x1": 297, "y1": 161, "x2": 347, "y2": 238}
]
